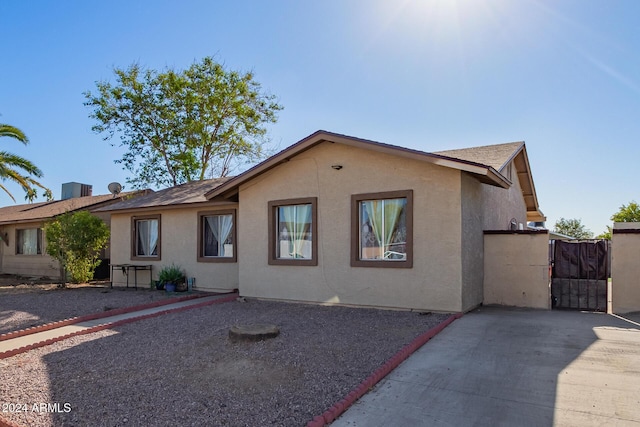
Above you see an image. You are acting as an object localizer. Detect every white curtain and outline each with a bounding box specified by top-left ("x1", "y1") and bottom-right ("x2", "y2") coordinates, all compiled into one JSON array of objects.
[
  {"x1": 138, "y1": 220, "x2": 158, "y2": 256},
  {"x1": 20, "y1": 229, "x2": 39, "y2": 255},
  {"x1": 206, "y1": 214, "x2": 233, "y2": 257}
]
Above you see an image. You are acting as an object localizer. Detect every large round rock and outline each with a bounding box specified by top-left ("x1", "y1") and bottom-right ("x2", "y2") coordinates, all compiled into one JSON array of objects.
[{"x1": 228, "y1": 324, "x2": 280, "y2": 343}]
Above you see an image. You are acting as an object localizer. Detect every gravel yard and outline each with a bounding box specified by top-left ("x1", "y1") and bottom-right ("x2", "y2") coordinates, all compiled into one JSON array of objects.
[
  {"x1": 0, "y1": 293, "x2": 450, "y2": 427},
  {"x1": 0, "y1": 283, "x2": 188, "y2": 335}
]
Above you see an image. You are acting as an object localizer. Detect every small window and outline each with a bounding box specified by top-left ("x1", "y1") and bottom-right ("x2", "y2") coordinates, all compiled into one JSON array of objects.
[
  {"x1": 351, "y1": 190, "x2": 413, "y2": 268},
  {"x1": 16, "y1": 228, "x2": 43, "y2": 255},
  {"x1": 131, "y1": 215, "x2": 160, "y2": 260},
  {"x1": 198, "y1": 210, "x2": 236, "y2": 263},
  {"x1": 268, "y1": 197, "x2": 318, "y2": 266}
]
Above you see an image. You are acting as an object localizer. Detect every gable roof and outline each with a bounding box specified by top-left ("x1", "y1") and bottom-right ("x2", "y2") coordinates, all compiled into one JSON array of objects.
[
  {"x1": 434, "y1": 141, "x2": 524, "y2": 171},
  {"x1": 203, "y1": 130, "x2": 543, "y2": 221},
  {"x1": 205, "y1": 130, "x2": 517, "y2": 200},
  {"x1": 0, "y1": 193, "x2": 140, "y2": 225},
  {"x1": 96, "y1": 178, "x2": 231, "y2": 213},
  {"x1": 435, "y1": 141, "x2": 544, "y2": 222}
]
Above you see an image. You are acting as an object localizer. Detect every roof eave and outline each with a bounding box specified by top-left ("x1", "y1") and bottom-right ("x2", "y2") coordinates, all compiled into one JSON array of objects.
[{"x1": 205, "y1": 131, "x2": 514, "y2": 199}]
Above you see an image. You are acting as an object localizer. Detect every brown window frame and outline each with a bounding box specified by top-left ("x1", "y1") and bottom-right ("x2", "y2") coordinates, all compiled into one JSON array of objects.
[
  {"x1": 350, "y1": 189, "x2": 413, "y2": 268},
  {"x1": 268, "y1": 197, "x2": 318, "y2": 266},
  {"x1": 197, "y1": 209, "x2": 237, "y2": 263},
  {"x1": 131, "y1": 214, "x2": 161, "y2": 261},
  {"x1": 15, "y1": 227, "x2": 43, "y2": 255}
]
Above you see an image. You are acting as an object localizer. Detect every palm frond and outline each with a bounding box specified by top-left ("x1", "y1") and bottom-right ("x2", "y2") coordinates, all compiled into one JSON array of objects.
[{"x1": 0, "y1": 124, "x2": 29, "y2": 144}]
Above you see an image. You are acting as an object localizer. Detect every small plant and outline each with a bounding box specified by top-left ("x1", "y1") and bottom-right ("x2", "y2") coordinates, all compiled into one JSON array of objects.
[{"x1": 157, "y1": 264, "x2": 185, "y2": 285}]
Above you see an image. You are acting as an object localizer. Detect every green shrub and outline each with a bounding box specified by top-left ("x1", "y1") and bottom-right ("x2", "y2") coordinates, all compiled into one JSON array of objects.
[{"x1": 44, "y1": 211, "x2": 110, "y2": 284}]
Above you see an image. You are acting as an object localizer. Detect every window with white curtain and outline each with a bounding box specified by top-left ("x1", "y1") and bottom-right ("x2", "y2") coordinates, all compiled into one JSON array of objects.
[
  {"x1": 351, "y1": 190, "x2": 413, "y2": 268},
  {"x1": 268, "y1": 197, "x2": 318, "y2": 266},
  {"x1": 16, "y1": 228, "x2": 43, "y2": 255},
  {"x1": 198, "y1": 210, "x2": 236, "y2": 262},
  {"x1": 132, "y1": 216, "x2": 160, "y2": 259}
]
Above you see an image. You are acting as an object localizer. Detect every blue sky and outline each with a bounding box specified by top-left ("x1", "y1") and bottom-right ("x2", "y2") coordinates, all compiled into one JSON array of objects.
[{"x1": 1, "y1": 0, "x2": 639, "y2": 236}]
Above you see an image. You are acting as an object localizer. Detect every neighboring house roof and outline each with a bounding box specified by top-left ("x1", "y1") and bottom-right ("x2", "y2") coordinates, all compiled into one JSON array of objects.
[
  {"x1": 203, "y1": 130, "x2": 545, "y2": 222},
  {"x1": 0, "y1": 193, "x2": 141, "y2": 225},
  {"x1": 96, "y1": 178, "x2": 232, "y2": 213}
]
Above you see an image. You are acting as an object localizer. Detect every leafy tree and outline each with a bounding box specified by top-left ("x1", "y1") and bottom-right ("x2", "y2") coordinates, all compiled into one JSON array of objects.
[
  {"x1": 0, "y1": 123, "x2": 52, "y2": 201},
  {"x1": 45, "y1": 211, "x2": 110, "y2": 284},
  {"x1": 553, "y1": 217, "x2": 594, "y2": 239},
  {"x1": 597, "y1": 201, "x2": 640, "y2": 239},
  {"x1": 84, "y1": 57, "x2": 283, "y2": 189}
]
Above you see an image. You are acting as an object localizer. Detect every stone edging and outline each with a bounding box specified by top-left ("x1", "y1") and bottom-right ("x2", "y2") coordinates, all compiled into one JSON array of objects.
[
  {"x1": 0, "y1": 293, "x2": 211, "y2": 342},
  {"x1": 306, "y1": 312, "x2": 463, "y2": 426},
  {"x1": 0, "y1": 293, "x2": 238, "y2": 361}
]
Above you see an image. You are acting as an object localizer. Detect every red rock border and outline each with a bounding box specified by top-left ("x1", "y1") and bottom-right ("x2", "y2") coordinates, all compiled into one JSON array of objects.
[
  {"x1": 0, "y1": 293, "x2": 238, "y2": 427},
  {"x1": 0, "y1": 293, "x2": 215, "y2": 342},
  {"x1": 307, "y1": 312, "x2": 463, "y2": 427},
  {"x1": 0, "y1": 293, "x2": 238, "y2": 360},
  {"x1": 1, "y1": 300, "x2": 460, "y2": 427}
]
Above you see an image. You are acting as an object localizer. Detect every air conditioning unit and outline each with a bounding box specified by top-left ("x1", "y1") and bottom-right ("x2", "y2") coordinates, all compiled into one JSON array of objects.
[{"x1": 61, "y1": 182, "x2": 93, "y2": 200}]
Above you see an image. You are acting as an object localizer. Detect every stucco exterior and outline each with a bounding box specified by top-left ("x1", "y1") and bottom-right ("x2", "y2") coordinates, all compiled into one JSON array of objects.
[
  {"x1": 0, "y1": 221, "x2": 60, "y2": 278},
  {"x1": 611, "y1": 222, "x2": 640, "y2": 314},
  {"x1": 483, "y1": 231, "x2": 550, "y2": 309},
  {"x1": 460, "y1": 160, "x2": 529, "y2": 311},
  {"x1": 238, "y1": 141, "x2": 468, "y2": 312},
  {"x1": 109, "y1": 205, "x2": 239, "y2": 292}
]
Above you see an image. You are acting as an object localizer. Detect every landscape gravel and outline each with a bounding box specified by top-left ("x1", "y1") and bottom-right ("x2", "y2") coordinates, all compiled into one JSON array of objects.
[
  {"x1": 0, "y1": 293, "x2": 451, "y2": 427},
  {"x1": 0, "y1": 284, "x2": 185, "y2": 335}
]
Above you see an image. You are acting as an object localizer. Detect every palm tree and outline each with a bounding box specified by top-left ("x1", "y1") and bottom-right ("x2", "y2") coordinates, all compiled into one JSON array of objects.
[{"x1": 0, "y1": 124, "x2": 51, "y2": 202}]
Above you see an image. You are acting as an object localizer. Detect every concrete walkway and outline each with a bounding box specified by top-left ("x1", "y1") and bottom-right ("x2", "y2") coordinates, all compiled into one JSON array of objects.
[
  {"x1": 0, "y1": 295, "x2": 232, "y2": 356},
  {"x1": 332, "y1": 307, "x2": 640, "y2": 427}
]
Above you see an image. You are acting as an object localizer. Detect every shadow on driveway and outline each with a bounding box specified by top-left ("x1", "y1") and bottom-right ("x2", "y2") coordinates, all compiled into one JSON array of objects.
[{"x1": 333, "y1": 307, "x2": 640, "y2": 426}]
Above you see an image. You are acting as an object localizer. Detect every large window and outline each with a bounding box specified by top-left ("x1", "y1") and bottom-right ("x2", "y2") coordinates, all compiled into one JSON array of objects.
[
  {"x1": 198, "y1": 210, "x2": 236, "y2": 263},
  {"x1": 268, "y1": 197, "x2": 317, "y2": 266},
  {"x1": 132, "y1": 215, "x2": 160, "y2": 260},
  {"x1": 16, "y1": 228, "x2": 43, "y2": 255},
  {"x1": 351, "y1": 190, "x2": 413, "y2": 268}
]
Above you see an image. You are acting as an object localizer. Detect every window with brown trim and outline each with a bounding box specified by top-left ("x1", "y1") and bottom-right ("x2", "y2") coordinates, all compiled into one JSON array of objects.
[
  {"x1": 268, "y1": 197, "x2": 318, "y2": 266},
  {"x1": 131, "y1": 215, "x2": 161, "y2": 260},
  {"x1": 351, "y1": 190, "x2": 413, "y2": 268},
  {"x1": 198, "y1": 210, "x2": 237, "y2": 263}
]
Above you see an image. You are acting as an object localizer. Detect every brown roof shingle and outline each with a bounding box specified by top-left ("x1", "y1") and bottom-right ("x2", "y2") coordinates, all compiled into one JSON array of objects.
[
  {"x1": 96, "y1": 178, "x2": 231, "y2": 212},
  {"x1": 0, "y1": 193, "x2": 139, "y2": 225},
  {"x1": 433, "y1": 141, "x2": 524, "y2": 171}
]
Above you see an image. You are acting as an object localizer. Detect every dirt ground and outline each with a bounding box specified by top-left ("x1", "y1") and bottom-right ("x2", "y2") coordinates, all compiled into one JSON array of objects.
[{"x1": 0, "y1": 273, "x2": 107, "y2": 294}]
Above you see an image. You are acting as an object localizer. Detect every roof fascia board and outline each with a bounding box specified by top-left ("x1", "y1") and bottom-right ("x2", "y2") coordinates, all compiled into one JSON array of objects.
[
  {"x1": 103, "y1": 200, "x2": 238, "y2": 215},
  {"x1": 206, "y1": 131, "x2": 512, "y2": 198}
]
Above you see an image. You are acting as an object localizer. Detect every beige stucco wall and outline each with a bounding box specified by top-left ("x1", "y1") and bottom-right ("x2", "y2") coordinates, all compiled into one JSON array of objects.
[
  {"x1": 109, "y1": 205, "x2": 239, "y2": 292},
  {"x1": 480, "y1": 162, "x2": 528, "y2": 231},
  {"x1": 460, "y1": 173, "x2": 484, "y2": 311},
  {"x1": 238, "y1": 141, "x2": 465, "y2": 312},
  {"x1": 0, "y1": 221, "x2": 60, "y2": 278},
  {"x1": 611, "y1": 222, "x2": 640, "y2": 314},
  {"x1": 460, "y1": 160, "x2": 529, "y2": 311},
  {"x1": 483, "y1": 232, "x2": 550, "y2": 309}
]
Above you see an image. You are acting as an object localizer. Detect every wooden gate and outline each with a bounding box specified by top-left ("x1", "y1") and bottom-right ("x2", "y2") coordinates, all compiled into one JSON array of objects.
[{"x1": 550, "y1": 240, "x2": 609, "y2": 311}]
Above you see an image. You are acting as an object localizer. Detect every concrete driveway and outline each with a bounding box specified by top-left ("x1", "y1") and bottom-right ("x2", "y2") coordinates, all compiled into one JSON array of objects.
[{"x1": 332, "y1": 307, "x2": 640, "y2": 426}]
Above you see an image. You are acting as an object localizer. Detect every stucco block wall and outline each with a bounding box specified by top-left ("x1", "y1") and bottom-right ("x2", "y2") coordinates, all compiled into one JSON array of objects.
[
  {"x1": 460, "y1": 161, "x2": 528, "y2": 312},
  {"x1": 109, "y1": 206, "x2": 238, "y2": 292},
  {"x1": 460, "y1": 174, "x2": 484, "y2": 312},
  {"x1": 611, "y1": 223, "x2": 640, "y2": 314},
  {"x1": 0, "y1": 222, "x2": 60, "y2": 278},
  {"x1": 238, "y1": 141, "x2": 464, "y2": 312},
  {"x1": 483, "y1": 231, "x2": 550, "y2": 309},
  {"x1": 480, "y1": 162, "x2": 528, "y2": 231}
]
